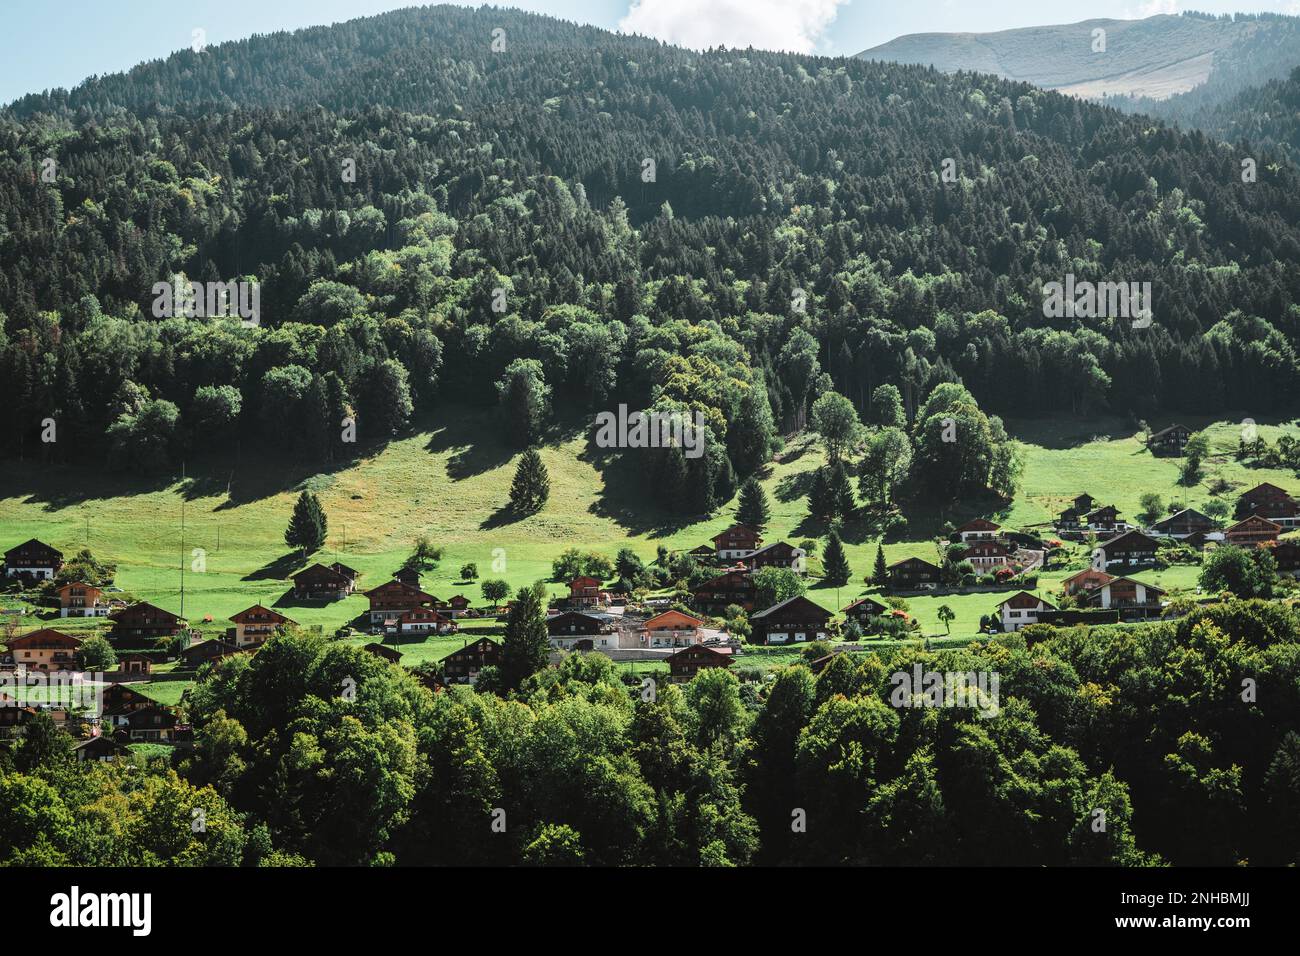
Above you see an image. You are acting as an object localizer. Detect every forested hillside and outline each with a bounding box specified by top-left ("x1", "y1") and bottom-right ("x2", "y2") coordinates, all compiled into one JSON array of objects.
[{"x1": 2, "y1": 3, "x2": 1299, "y2": 507}]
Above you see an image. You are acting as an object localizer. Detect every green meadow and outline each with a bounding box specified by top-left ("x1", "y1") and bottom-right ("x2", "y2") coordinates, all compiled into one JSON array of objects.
[{"x1": 2, "y1": 406, "x2": 1296, "y2": 653}]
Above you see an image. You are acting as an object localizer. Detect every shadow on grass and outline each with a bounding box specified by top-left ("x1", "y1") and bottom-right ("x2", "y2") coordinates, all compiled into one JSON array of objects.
[{"x1": 243, "y1": 552, "x2": 307, "y2": 582}]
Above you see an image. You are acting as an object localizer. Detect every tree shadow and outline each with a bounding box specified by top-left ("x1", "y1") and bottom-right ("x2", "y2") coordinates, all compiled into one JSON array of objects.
[
  {"x1": 775, "y1": 468, "x2": 817, "y2": 503},
  {"x1": 243, "y1": 552, "x2": 308, "y2": 582}
]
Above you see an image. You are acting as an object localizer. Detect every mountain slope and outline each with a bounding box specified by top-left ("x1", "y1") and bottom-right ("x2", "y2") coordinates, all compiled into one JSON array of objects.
[
  {"x1": 860, "y1": 11, "x2": 1300, "y2": 106},
  {"x1": 1, "y1": 1, "x2": 1299, "y2": 490}
]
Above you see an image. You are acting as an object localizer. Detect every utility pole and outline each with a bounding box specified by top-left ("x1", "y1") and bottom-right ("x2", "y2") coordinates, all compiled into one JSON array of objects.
[{"x1": 179, "y1": 462, "x2": 186, "y2": 619}]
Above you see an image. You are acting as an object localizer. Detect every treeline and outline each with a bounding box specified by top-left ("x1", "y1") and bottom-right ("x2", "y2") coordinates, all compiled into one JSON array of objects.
[{"x1": 3, "y1": 598, "x2": 1298, "y2": 866}]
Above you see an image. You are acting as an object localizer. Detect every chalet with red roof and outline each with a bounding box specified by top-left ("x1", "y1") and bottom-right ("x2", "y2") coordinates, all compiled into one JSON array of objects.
[
  {"x1": 568, "y1": 576, "x2": 603, "y2": 607},
  {"x1": 1061, "y1": 567, "x2": 1114, "y2": 596}
]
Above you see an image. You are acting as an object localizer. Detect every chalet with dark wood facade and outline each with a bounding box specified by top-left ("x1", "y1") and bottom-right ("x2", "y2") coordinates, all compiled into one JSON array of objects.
[
  {"x1": 887, "y1": 556, "x2": 941, "y2": 591},
  {"x1": 364, "y1": 580, "x2": 436, "y2": 627},
  {"x1": 121, "y1": 706, "x2": 179, "y2": 743},
  {"x1": 692, "y1": 568, "x2": 756, "y2": 614},
  {"x1": 292, "y1": 562, "x2": 357, "y2": 601},
  {"x1": 1151, "y1": 508, "x2": 1218, "y2": 538},
  {"x1": 1236, "y1": 483, "x2": 1300, "y2": 528},
  {"x1": 1061, "y1": 568, "x2": 1114, "y2": 596},
  {"x1": 178, "y1": 638, "x2": 241, "y2": 668},
  {"x1": 750, "y1": 595, "x2": 831, "y2": 645},
  {"x1": 1225, "y1": 515, "x2": 1282, "y2": 549},
  {"x1": 1267, "y1": 539, "x2": 1300, "y2": 577},
  {"x1": 363, "y1": 642, "x2": 403, "y2": 663},
  {"x1": 1147, "y1": 424, "x2": 1191, "y2": 456},
  {"x1": 1082, "y1": 576, "x2": 1165, "y2": 619},
  {"x1": 666, "y1": 644, "x2": 733, "y2": 682},
  {"x1": 1094, "y1": 530, "x2": 1159, "y2": 571},
  {"x1": 713, "y1": 524, "x2": 762, "y2": 560},
  {"x1": 396, "y1": 607, "x2": 457, "y2": 636},
  {"x1": 108, "y1": 602, "x2": 185, "y2": 649},
  {"x1": 442, "y1": 637, "x2": 502, "y2": 684},
  {"x1": 1058, "y1": 493, "x2": 1096, "y2": 528},
  {"x1": 842, "y1": 596, "x2": 888, "y2": 628},
  {"x1": 744, "y1": 541, "x2": 806, "y2": 572},
  {"x1": 3, "y1": 539, "x2": 63, "y2": 581},
  {"x1": 996, "y1": 591, "x2": 1056, "y2": 632},
  {"x1": 568, "y1": 576, "x2": 603, "y2": 606}
]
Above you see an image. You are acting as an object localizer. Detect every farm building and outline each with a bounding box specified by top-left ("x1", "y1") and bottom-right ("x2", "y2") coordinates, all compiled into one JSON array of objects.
[{"x1": 750, "y1": 595, "x2": 831, "y2": 645}]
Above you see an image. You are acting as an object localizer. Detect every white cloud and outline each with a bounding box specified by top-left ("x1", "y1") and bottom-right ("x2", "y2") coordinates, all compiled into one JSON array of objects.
[
  {"x1": 1124, "y1": 0, "x2": 1181, "y2": 18},
  {"x1": 618, "y1": 0, "x2": 850, "y2": 54}
]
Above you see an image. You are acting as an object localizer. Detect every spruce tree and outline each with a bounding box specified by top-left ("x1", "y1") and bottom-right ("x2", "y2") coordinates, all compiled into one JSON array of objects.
[
  {"x1": 737, "y1": 476, "x2": 770, "y2": 531},
  {"x1": 823, "y1": 529, "x2": 851, "y2": 586},
  {"x1": 873, "y1": 543, "x2": 889, "y2": 586},
  {"x1": 501, "y1": 581, "x2": 550, "y2": 689},
  {"x1": 808, "y1": 467, "x2": 832, "y2": 521},
  {"x1": 285, "y1": 490, "x2": 327, "y2": 556},
  {"x1": 509, "y1": 448, "x2": 550, "y2": 513},
  {"x1": 829, "y1": 461, "x2": 855, "y2": 519}
]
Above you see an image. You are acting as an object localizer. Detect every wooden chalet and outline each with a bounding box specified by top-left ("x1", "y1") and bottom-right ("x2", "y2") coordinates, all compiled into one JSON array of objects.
[
  {"x1": 547, "y1": 611, "x2": 616, "y2": 650},
  {"x1": 750, "y1": 594, "x2": 831, "y2": 645},
  {"x1": 5, "y1": 629, "x2": 80, "y2": 671},
  {"x1": 363, "y1": 642, "x2": 403, "y2": 663},
  {"x1": 713, "y1": 524, "x2": 762, "y2": 560},
  {"x1": 230, "y1": 604, "x2": 295, "y2": 649},
  {"x1": 393, "y1": 566, "x2": 422, "y2": 588},
  {"x1": 292, "y1": 562, "x2": 357, "y2": 601},
  {"x1": 3, "y1": 538, "x2": 63, "y2": 581},
  {"x1": 1082, "y1": 505, "x2": 1123, "y2": 533},
  {"x1": 964, "y1": 538, "x2": 1012, "y2": 570},
  {"x1": 1151, "y1": 508, "x2": 1219, "y2": 537},
  {"x1": 1266, "y1": 539, "x2": 1300, "y2": 577},
  {"x1": 1082, "y1": 576, "x2": 1165, "y2": 618},
  {"x1": 666, "y1": 644, "x2": 733, "y2": 683},
  {"x1": 887, "y1": 556, "x2": 941, "y2": 591},
  {"x1": 442, "y1": 637, "x2": 502, "y2": 684},
  {"x1": 108, "y1": 602, "x2": 184, "y2": 649},
  {"x1": 1237, "y1": 483, "x2": 1300, "y2": 528},
  {"x1": 996, "y1": 591, "x2": 1056, "y2": 632},
  {"x1": 1225, "y1": 515, "x2": 1282, "y2": 549},
  {"x1": 364, "y1": 580, "x2": 436, "y2": 627},
  {"x1": 439, "y1": 595, "x2": 472, "y2": 618},
  {"x1": 1147, "y1": 424, "x2": 1192, "y2": 456},
  {"x1": 1061, "y1": 567, "x2": 1114, "y2": 596},
  {"x1": 121, "y1": 705, "x2": 179, "y2": 743},
  {"x1": 1094, "y1": 530, "x2": 1159, "y2": 571},
  {"x1": 1057, "y1": 494, "x2": 1096, "y2": 528},
  {"x1": 744, "y1": 541, "x2": 806, "y2": 572},
  {"x1": 567, "y1": 576, "x2": 603, "y2": 607},
  {"x1": 842, "y1": 596, "x2": 888, "y2": 628},
  {"x1": 74, "y1": 735, "x2": 125, "y2": 762},
  {"x1": 116, "y1": 653, "x2": 153, "y2": 676},
  {"x1": 692, "y1": 568, "x2": 756, "y2": 614},
  {"x1": 954, "y1": 518, "x2": 1001, "y2": 543},
  {"x1": 178, "y1": 638, "x2": 241, "y2": 668},
  {"x1": 396, "y1": 607, "x2": 457, "y2": 636},
  {"x1": 100, "y1": 683, "x2": 159, "y2": 720},
  {"x1": 57, "y1": 582, "x2": 109, "y2": 618},
  {"x1": 641, "y1": 609, "x2": 705, "y2": 648}
]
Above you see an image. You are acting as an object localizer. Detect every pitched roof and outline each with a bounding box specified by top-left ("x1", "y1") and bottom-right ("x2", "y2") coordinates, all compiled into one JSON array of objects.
[
  {"x1": 1086, "y1": 576, "x2": 1166, "y2": 596},
  {"x1": 6, "y1": 628, "x2": 81, "y2": 648},
  {"x1": 750, "y1": 594, "x2": 830, "y2": 620},
  {"x1": 842, "y1": 596, "x2": 888, "y2": 613},
  {"x1": 887, "y1": 556, "x2": 941, "y2": 571},
  {"x1": 996, "y1": 591, "x2": 1056, "y2": 610},
  {"x1": 1227, "y1": 515, "x2": 1283, "y2": 532},
  {"x1": 954, "y1": 518, "x2": 1001, "y2": 533},
  {"x1": 230, "y1": 604, "x2": 295, "y2": 625},
  {"x1": 1098, "y1": 529, "x2": 1158, "y2": 550}
]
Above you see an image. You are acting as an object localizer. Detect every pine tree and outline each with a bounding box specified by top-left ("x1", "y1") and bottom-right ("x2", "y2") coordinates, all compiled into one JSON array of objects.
[
  {"x1": 285, "y1": 490, "x2": 327, "y2": 556},
  {"x1": 873, "y1": 543, "x2": 889, "y2": 586},
  {"x1": 737, "y1": 476, "x2": 770, "y2": 531},
  {"x1": 829, "y1": 461, "x2": 855, "y2": 519},
  {"x1": 808, "y1": 467, "x2": 832, "y2": 521},
  {"x1": 509, "y1": 448, "x2": 550, "y2": 514},
  {"x1": 501, "y1": 581, "x2": 550, "y2": 689},
  {"x1": 823, "y1": 529, "x2": 851, "y2": 586}
]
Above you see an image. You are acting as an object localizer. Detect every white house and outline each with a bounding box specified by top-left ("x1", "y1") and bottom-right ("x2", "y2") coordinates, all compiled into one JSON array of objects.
[{"x1": 996, "y1": 591, "x2": 1056, "y2": 632}]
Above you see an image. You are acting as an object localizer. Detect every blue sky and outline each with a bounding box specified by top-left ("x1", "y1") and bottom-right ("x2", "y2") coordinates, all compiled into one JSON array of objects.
[{"x1": 2, "y1": 0, "x2": 1297, "y2": 103}]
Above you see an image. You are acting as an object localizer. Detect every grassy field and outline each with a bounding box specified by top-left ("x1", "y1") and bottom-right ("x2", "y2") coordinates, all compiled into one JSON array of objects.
[{"x1": 1, "y1": 407, "x2": 1296, "y2": 650}]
